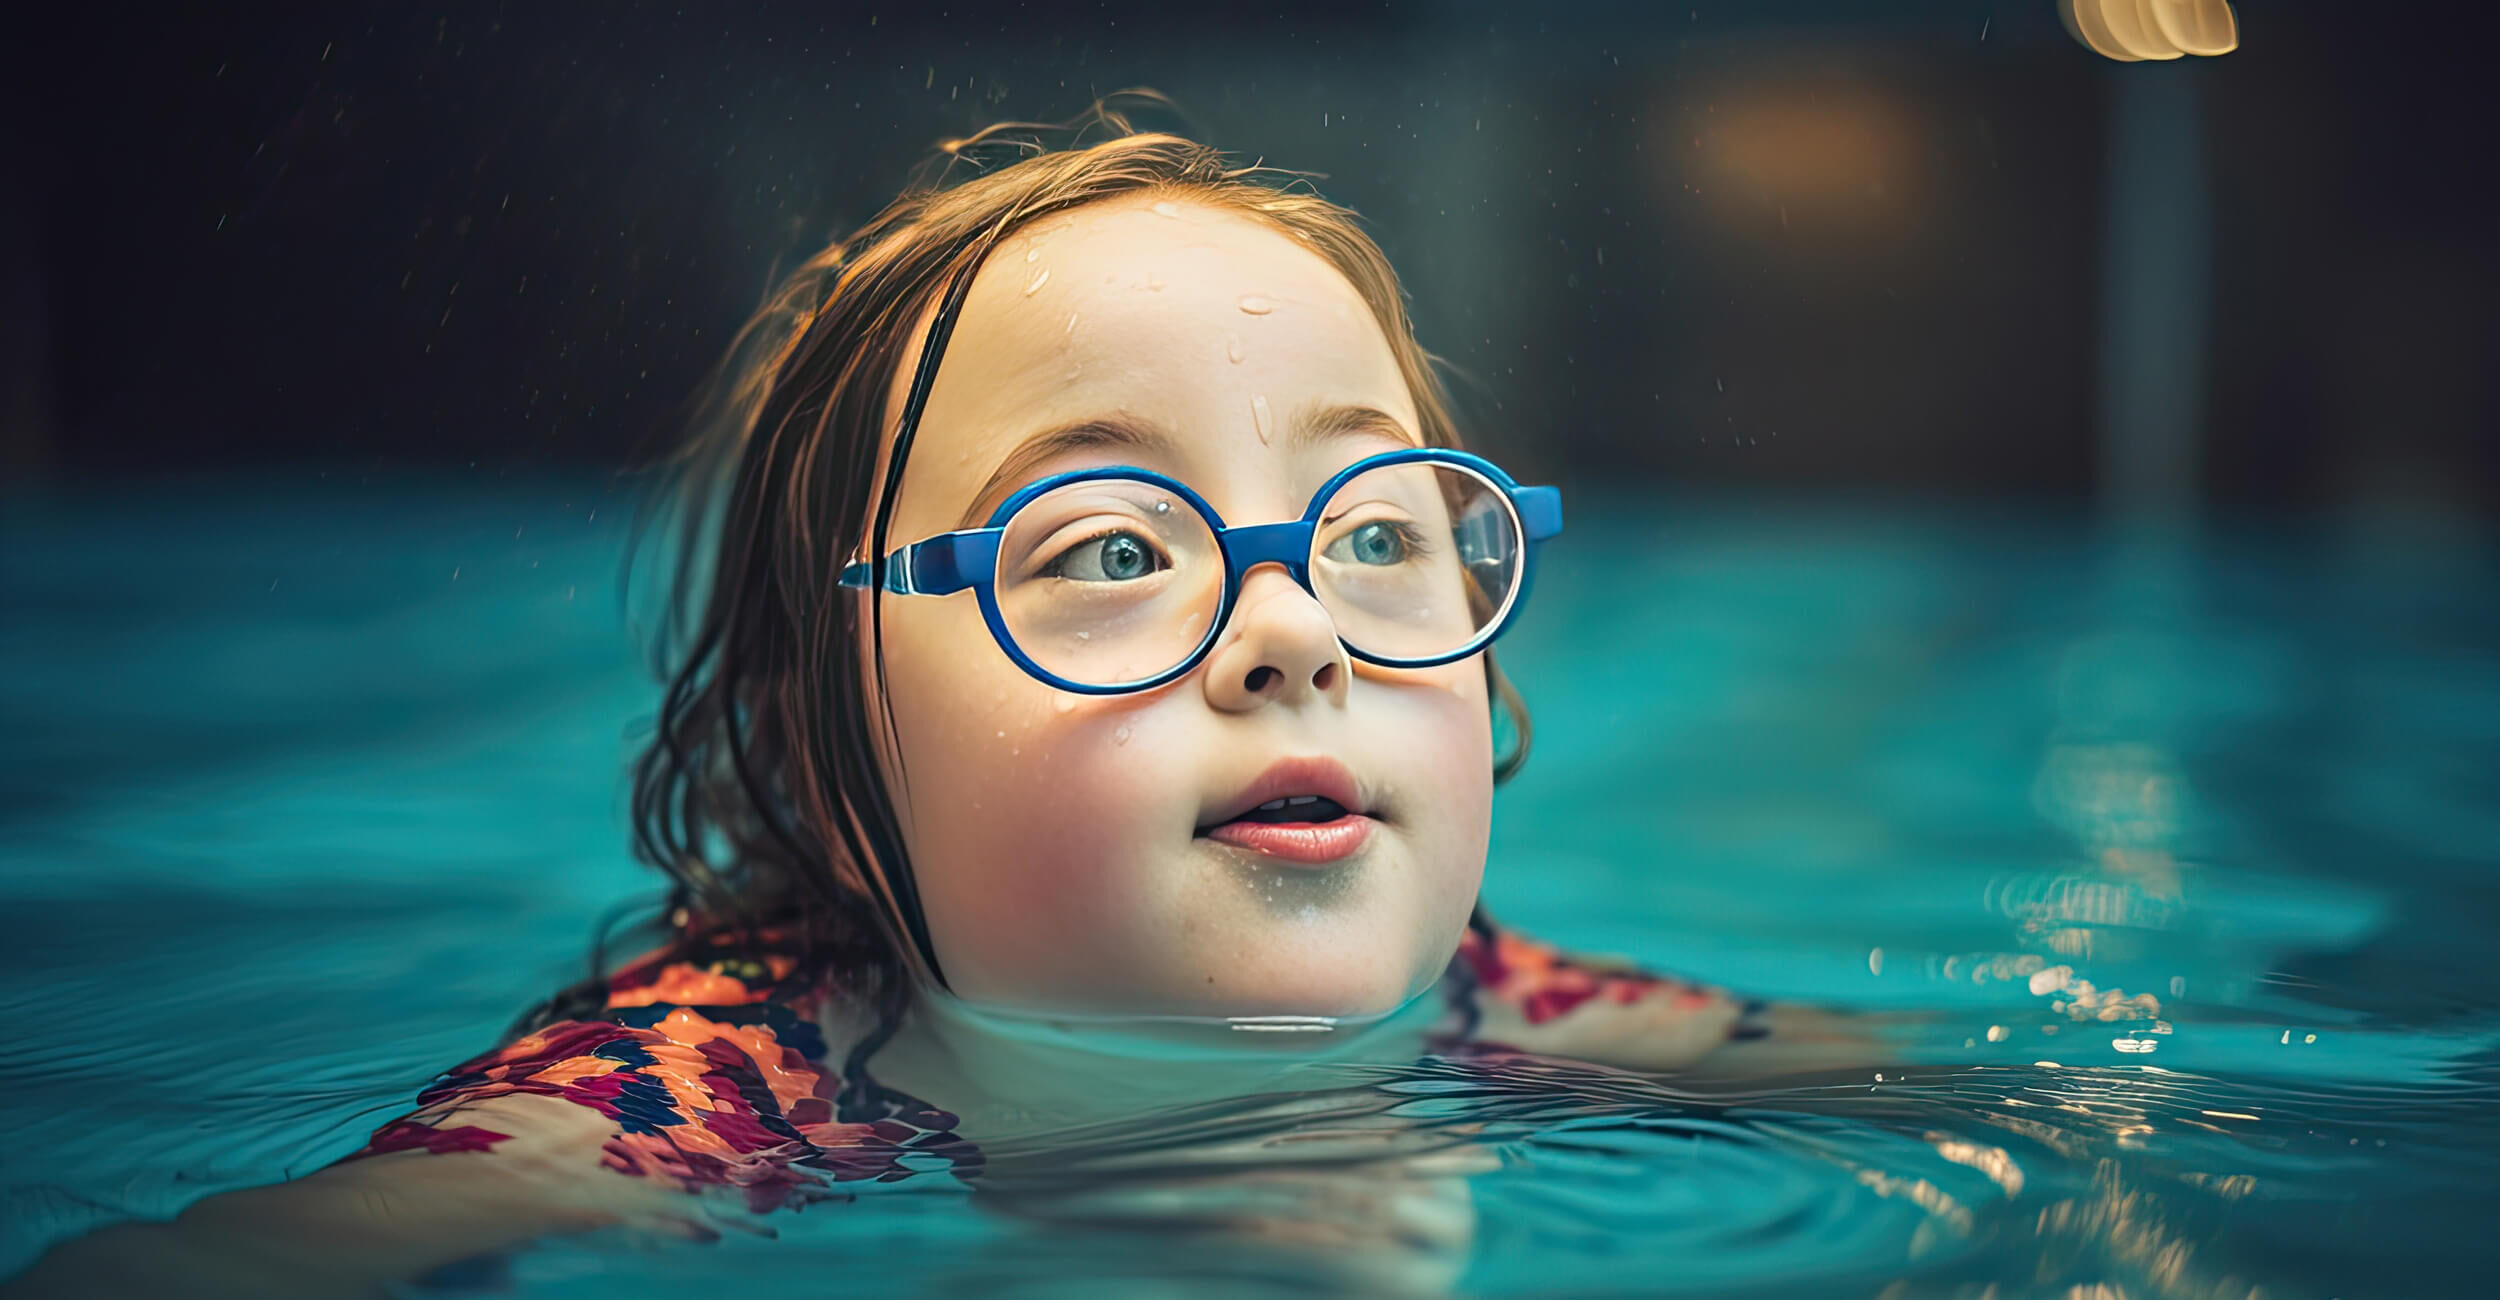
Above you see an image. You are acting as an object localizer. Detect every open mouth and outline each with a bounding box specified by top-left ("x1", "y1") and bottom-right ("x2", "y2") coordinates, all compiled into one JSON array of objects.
[
  {"x1": 1225, "y1": 795, "x2": 1353, "y2": 826},
  {"x1": 1195, "y1": 759, "x2": 1377, "y2": 866}
]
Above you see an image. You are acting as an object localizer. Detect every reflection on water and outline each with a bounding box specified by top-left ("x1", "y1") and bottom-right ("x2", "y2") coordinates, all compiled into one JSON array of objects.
[
  {"x1": 3, "y1": 482, "x2": 2497, "y2": 1296},
  {"x1": 411, "y1": 1051, "x2": 2500, "y2": 1298}
]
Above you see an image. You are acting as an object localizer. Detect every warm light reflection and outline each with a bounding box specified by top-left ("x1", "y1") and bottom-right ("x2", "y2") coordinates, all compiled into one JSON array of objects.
[
  {"x1": 1672, "y1": 81, "x2": 1922, "y2": 241},
  {"x1": 2063, "y1": 0, "x2": 2240, "y2": 61}
]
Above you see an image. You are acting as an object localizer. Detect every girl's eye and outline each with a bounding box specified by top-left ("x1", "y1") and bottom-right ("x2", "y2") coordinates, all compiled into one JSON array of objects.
[
  {"x1": 1045, "y1": 530, "x2": 1169, "y2": 582},
  {"x1": 1322, "y1": 519, "x2": 1424, "y2": 567}
]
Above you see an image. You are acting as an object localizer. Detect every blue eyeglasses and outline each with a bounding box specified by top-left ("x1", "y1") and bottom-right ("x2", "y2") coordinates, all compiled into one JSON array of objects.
[{"x1": 840, "y1": 447, "x2": 1562, "y2": 695}]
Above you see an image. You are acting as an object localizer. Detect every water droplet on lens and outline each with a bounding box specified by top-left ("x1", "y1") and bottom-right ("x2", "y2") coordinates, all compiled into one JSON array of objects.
[
  {"x1": 1250, "y1": 393, "x2": 1272, "y2": 443},
  {"x1": 1024, "y1": 268, "x2": 1050, "y2": 296},
  {"x1": 1237, "y1": 294, "x2": 1274, "y2": 315},
  {"x1": 1150, "y1": 200, "x2": 1180, "y2": 218},
  {"x1": 1226, "y1": 334, "x2": 1243, "y2": 363}
]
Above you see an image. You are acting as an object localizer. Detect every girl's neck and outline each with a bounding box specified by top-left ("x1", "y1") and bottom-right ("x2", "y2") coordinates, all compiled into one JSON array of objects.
[{"x1": 857, "y1": 981, "x2": 1454, "y2": 1141}]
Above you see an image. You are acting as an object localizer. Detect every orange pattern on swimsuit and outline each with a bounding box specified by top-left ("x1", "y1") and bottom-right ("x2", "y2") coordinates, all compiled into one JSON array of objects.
[{"x1": 347, "y1": 937, "x2": 977, "y2": 1211}]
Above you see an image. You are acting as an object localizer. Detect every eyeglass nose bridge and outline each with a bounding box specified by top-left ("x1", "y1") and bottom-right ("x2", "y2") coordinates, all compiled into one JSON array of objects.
[{"x1": 1218, "y1": 519, "x2": 1317, "y2": 590}]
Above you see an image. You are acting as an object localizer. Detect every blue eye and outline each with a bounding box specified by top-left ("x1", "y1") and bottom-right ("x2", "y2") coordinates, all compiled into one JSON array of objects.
[
  {"x1": 1047, "y1": 530, "x2": 1168, "y2": 582},
  {"x1": 1323, "y1": 519, "x2": 1422, "y2": 566}
]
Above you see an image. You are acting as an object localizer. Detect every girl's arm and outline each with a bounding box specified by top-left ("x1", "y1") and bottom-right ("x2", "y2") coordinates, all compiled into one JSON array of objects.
[
  {"x1": 12, "y1": 966, "x2": 946, "y2": 1299},
  {"x1": 6, "y1": 1095, "x2": 703, "y2": 1300}
]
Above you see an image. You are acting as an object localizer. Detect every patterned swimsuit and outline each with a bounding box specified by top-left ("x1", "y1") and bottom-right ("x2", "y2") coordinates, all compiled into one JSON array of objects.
[{"x1": 351, "y1": 924, "x2": 1766, "y2": 1210}]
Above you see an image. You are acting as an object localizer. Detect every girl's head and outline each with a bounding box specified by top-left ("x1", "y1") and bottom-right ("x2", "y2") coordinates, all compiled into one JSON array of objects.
[{"x1": 635, "y1": 104, "x2": 1533, "y2": 1023}]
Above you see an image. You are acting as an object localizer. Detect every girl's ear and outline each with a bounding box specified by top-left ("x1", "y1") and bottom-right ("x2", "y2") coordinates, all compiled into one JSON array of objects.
[{"x1": 1486, "y1": 650, "x2": 1532, "y2": 784}]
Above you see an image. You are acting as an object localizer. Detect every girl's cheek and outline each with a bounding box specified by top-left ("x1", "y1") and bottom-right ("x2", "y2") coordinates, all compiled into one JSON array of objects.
[{"x1": 914, "y1": 689, "x2": 1165, "y2": 902}]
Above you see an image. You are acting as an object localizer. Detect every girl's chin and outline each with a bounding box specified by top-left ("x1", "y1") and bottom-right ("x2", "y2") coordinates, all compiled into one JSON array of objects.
[{"x1": 1171, "y1": 957, "x2": 1440, "y2": 1022}]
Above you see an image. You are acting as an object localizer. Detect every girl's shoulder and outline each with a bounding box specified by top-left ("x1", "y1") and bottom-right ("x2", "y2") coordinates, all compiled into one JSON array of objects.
[
  {"x1": 348, "y1": 930, "x2": 977, "y2": 1210},
  {"x1": 1445, "y1": 919, "x2": 1773, "y2": 1073}
]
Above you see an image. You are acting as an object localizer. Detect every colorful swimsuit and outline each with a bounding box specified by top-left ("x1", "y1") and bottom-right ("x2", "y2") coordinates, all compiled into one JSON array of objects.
[{"x1": 351, "y1": 923, "x2": 1765, "y2": 1208}]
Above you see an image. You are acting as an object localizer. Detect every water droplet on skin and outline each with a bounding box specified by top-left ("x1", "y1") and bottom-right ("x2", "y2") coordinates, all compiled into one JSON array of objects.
[
  {"x1": 995, "y1": 730, "x2": 1007, "y2": 739},
  {"x1": 1053, "y1": 695, "x2": 1076, "y2": 714},
  {"x1": 1113, "y1": 724, "x2": 1132, "y2": 746},
  {"x1": 1150, "y1": 200, "x2": 1180, "y2": 219},
  {"x1": 1024, "y1": 268, "x2": 1050, "y2": 296},
  {"x1": 1226, "y1": 334, "x2": 1244, "y2": 363},
  {"x1": 1025, "y1": 245, "x2": 1041, "y2": 263},
  {"x1": 1145, "y1": 270, "x2": 1165, "y2": 292},
  {"x1": 1237, "y1": 294, "x2": 1275, "y2": 315},
  {"x1": 1074, "y1": 630, "x2": 1092, "y2": 641},
  {"x1": 1250, "y1": 393, "x2": 1272, "y2": 443},
  {"x1": 1064, "y1": 311, "x2": 1080, "y2": 334}
]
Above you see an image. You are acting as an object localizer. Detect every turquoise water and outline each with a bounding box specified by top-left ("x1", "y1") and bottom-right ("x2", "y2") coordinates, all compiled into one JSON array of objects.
[{"x1": 4, "y1": 477, "x2": 2496, "y2": 1297}]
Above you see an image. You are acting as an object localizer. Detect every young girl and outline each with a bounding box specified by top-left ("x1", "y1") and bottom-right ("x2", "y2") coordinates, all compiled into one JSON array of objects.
[{"x1": 14, "y1": 106, "x2": 1853, "y2": 1298}]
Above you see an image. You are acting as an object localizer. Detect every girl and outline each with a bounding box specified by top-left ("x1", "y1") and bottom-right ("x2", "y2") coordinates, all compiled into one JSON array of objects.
[{"x1": 13, "y1": 103, "x2": 1854, "y2": 1298}]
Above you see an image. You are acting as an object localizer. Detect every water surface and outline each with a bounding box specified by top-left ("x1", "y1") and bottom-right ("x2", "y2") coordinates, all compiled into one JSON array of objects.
[{"x1": 4, "y1": 477, "x2": 2495, "y2": 1297}]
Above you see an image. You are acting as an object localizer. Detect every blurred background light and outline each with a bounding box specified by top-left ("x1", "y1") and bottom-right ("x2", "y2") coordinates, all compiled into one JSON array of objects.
[{"x1": 2065, "y1": 0, "x2": 2240, "y2": 62}]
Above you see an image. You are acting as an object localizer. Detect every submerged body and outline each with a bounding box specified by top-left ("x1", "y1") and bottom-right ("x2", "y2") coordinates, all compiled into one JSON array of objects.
[{"x1": 10, "y1": 920, "x2": 1840, "y2": 1298}]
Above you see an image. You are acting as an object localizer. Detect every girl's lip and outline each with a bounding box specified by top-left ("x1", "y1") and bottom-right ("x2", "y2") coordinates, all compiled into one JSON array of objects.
[{"x1": 1199, "y1": 815, "x2": 1375, "y2": 866}]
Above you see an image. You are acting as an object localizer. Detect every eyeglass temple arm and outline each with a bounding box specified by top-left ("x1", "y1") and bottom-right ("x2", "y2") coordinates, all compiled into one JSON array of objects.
[
  {"x1": 1515, "y1": 485, "x2": 1563, "y2": 542},
  {"x1": 835, "y1": 531, "x2": 994, "y2": 596}
]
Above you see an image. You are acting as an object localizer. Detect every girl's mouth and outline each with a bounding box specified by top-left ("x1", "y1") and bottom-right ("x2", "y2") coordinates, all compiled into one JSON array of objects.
[
  {"x1": 1197, "y1": 795, "x2": 1374, "y2": 866},
  {"x1": 1233, "y1": 795, "x2": 1350, "y2": 823}
]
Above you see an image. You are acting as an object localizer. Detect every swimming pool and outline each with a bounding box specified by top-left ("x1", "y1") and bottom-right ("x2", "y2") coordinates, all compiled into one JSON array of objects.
[{"x1": 4, "y1": 476, "x2": 2495, "y2": 1296}]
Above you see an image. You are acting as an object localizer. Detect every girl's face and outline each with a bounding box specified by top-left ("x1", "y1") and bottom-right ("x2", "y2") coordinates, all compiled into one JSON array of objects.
[{"x1": 867, "y1": 196, "x2": 1492, "y2": 1019}]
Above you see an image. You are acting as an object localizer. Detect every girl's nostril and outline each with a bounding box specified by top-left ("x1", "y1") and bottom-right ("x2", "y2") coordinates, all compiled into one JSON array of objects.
[
  {"x1": 1311, "y1": 662, "x2": 1338, "y2": 692},
  {"x1": 1244, "y1": 667, "x2": 1278, "y2": 693}
]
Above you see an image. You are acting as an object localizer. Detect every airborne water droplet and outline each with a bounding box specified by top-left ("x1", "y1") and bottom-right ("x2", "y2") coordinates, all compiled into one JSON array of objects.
[
  {"x1": 1237, "y1": 294, "x2": 1275, "y2": 315},
  {"x1": 1150, "y1": 200, "x2": 1180, "y2": 219},
  {"x1": 1024, "y1": 268, "x2": 1050, "y2": 296},
  {"x1": 1250, "y1": 393, "x2": 1272, "y2": 443},
  {"x1": 1226, "y1": 334, "x2": 1243, "y2": 363}
]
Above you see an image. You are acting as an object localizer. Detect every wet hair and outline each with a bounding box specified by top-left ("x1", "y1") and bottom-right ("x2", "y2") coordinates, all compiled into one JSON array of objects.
[{"x1": 525, "y1": 94, "x2": 1530, "y2": 1032}]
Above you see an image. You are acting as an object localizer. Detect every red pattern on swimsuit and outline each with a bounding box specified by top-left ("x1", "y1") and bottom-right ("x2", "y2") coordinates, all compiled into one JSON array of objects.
[
  {"x1": 346, "y1": 939, "x2": 976, "y2": 1211},
  {"x1": 1456, "y1": 926, "x2": 1727, "y2": 1025}
]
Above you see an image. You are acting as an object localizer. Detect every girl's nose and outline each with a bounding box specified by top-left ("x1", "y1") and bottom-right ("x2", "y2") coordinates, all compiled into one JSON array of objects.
[{"x1": 1201, "y1": 566, "x2": 1350, "y2": 712}]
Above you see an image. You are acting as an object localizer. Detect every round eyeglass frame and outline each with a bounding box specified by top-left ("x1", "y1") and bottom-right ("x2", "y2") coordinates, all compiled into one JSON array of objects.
[{"x1": 839, "y1": 446, "x2": 1564, "y2": 695}]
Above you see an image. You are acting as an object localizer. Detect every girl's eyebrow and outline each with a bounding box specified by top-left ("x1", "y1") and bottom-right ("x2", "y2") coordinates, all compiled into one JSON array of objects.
[
  {"x1": 957, "y1": 403, "x2": 1418, "y2": 527},
  {"x1": 959, "y1": 415, "x2": 1168, "y2": 527}
]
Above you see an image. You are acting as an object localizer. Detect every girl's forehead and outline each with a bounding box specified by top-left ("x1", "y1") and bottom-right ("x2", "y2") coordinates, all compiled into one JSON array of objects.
[{"x1": 883, "y1": 198, "x2": 1417, "y2": 527}]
